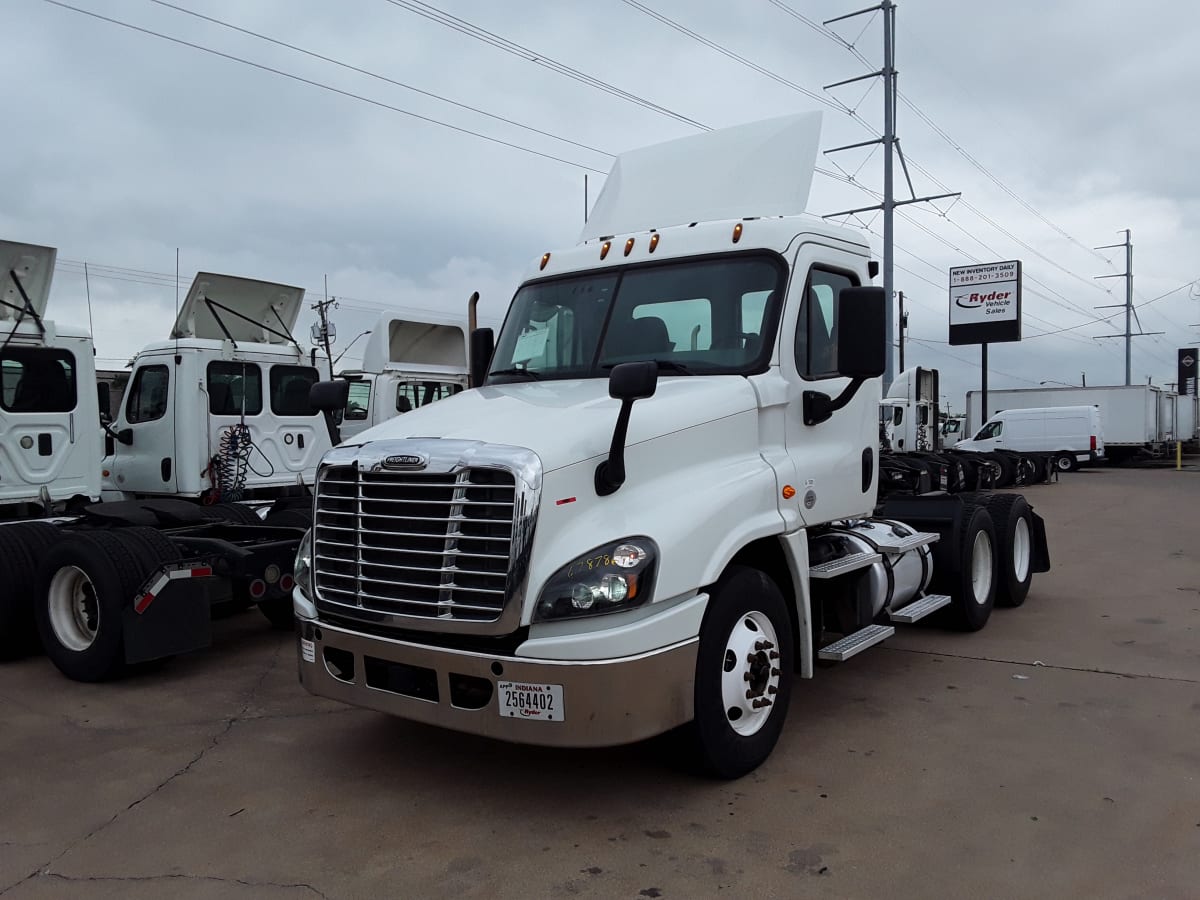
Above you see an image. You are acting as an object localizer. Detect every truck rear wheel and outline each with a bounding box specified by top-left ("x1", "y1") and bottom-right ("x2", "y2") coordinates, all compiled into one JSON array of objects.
[
  {"x1": 967, "y1": 494, "x2": 1033, "y2": 608},
  {"x1": 0, "y1": 527, "x2": 42, "y2": 658},
  {"x1": 1054, "y1": 453, "x2": 1076, "y2": 472},
  {"x1": 683, "y1": 566, "x2": 794, "y2": 779},
  {"x1": 35, "y1": 534, "x2": 136, "y2": 681},
  {"x1": 932, "y1": 505, "x2": 997, "y2": 632},
  {"x1": 199, "y1": 503, "x2": 263, "y2": 526}
]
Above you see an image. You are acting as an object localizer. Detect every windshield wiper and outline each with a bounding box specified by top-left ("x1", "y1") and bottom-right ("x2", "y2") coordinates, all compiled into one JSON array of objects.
[
  {"x1": 603, "y1": 359, "x2": 695, "y2": 375},
  {"x1": 488, "y1": 368, "x2": 542, "y2": 381}
]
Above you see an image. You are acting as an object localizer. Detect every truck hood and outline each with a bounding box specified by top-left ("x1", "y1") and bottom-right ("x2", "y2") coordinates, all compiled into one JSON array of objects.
[
  {"x1": 170, "y1": 272, "x2": 305, "y2": 343},
  {"x1": 0, "y1": 241, "x2": 56, "y2": 323},
  {"x1": 345, "y1": 376, "x2": 760, "y2": 473}
]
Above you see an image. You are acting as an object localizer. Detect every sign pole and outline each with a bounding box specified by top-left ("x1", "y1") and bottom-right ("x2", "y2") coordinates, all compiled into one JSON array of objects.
[{"x1": 980, "y1": 343, "x2": 988, "y2": 430}]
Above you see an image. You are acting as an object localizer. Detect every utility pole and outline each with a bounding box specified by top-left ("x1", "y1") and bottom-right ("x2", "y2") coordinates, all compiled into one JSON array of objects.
[
  {"x1": 1094, "y1": 229, "x2": 1162, "y2": 385},
  {"x1": 311, "y1": 274, "x2": 338, "y2": 379},
  {"x1": 822, "y1": 1, "x2": 960, "y2": 391},
  {"x1": 898, "y1": 290, "x2": 907, "y2": 371}
]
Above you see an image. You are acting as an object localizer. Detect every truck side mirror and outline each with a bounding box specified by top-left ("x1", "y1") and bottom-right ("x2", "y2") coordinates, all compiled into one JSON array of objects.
[
  {"x1": 116, "y1": 428, "x2": 134, "y2": 446},
  {"x1": 470, "y1": 327, "x2": 495, "y2": 388},
  {"x1": 97, "y1": 382, "x2": 111, "y2": 424},
  {"x1": 835, "y1": 286, "x2": 887, "y2": 379},
  {"x1": 595, "y1": 361, "x2": 658, "y2": 496},
  {"x1": 309, "y1": 379, "x2": 351, "y2": 446}
]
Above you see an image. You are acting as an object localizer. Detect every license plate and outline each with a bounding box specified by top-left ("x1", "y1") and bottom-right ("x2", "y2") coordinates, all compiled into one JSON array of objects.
[{"x1": 498, "y1": 681, "x2": 564, "y2": 722}]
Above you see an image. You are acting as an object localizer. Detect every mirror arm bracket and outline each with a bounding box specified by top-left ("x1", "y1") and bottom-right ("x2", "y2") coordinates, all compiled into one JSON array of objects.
[
  {"x1": 803, "y1": 378, "x2": 866, "y2": 426},
  {"x1": 594, "y1": 398, "x2": 636, "y2": 496}
]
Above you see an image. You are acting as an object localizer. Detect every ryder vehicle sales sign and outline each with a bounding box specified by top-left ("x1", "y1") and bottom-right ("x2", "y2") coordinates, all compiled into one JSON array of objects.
[{"x1": 948, "y1": 260, "x2": 1023, "y2": 345}]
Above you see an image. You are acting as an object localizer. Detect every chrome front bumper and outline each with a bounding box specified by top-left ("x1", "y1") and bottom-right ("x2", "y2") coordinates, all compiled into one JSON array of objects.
[{"x1": 298, "y1": 619, "x2": 698, "y2": 748}]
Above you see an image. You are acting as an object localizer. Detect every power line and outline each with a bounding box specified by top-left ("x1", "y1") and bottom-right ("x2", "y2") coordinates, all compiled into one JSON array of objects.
[
  {"x1": 379, "y1": 0, "x2": 709, "y2": 130},
  {"x1": 40, "y1": 0, "x2": 607, "y2": 173},
  {"x1": 145, "y1": 0, "x2": 613, "y2": 159}
]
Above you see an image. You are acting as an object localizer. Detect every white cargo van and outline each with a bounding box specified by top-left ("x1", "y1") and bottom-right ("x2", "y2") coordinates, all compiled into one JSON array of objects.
[{"x1": 957, "y1": 405, "x2": 1102, "y2": 471}]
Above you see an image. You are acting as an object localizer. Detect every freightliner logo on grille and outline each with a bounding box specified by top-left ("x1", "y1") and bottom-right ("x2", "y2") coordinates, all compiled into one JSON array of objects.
[{"x1": 381, "y1": 454, "x2": 427, "y2": 470}]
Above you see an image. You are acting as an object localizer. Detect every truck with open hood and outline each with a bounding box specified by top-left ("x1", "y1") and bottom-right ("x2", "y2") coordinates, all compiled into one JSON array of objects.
[{"x1": 294, "y1": 114, "x2": 1052, "y2": 777}]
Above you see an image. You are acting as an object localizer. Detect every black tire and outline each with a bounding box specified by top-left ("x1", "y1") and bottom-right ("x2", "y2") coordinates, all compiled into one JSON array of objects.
[
  {"x1": 265, "y1": 508, "x2": 313, "y2": 529},
  {"x1": 117, "y1": 526, "x2": 184, "y2": 567},
  {"x1": 258, "y1": 596, "x2": 295, "y2": 630},
  {"x1": 35, "y1": 533, "x2": 142, "y2": 681},
  {"x1": 968, "y1": 494, "x2": 1033, "y2": 608},
  {"x1": 1054, "y1": 453, "x2": 1076, "y2": 473},
  {"x1": 681, "y1": 566, "x2": 794, "y2": 779},
  {"x1": 930, "y1": 504, "x2": 997, "y2": 632},
  {"x1": 199, "y1": 502, "x2": 263, "y2": 525},
  {"x1": 0, "y1": 527, "x2": 41, "y2": 659},
  {"x1": 990, "y1": 453, "x2": 1017, "y2": 487}
]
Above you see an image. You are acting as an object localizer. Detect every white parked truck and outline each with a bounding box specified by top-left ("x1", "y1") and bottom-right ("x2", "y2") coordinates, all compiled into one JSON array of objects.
[
  {"x1": 0, "y1": 240, "x2": 102, "y2": 517},
  {"x1": 967, "y1": 384, "x2": 1171, "y2": 463},
  {"x1": 1, "y1": 260, "x2": 322, "y2": 673},
  {"x1": 294, "y1": 115, "x2": 1051, "y2": 777},
  {"x1": 338, "y1": 310, "x2": 472, "y2": 441}
]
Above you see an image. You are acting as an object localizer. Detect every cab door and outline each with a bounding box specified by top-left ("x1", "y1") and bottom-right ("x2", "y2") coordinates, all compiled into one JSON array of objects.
[
  {"x1": 778, "y1": 243, "x2": 881, "y2": 525},
  {"x1": 107, "y1": 360, "x2": 178, "y2": 494}
]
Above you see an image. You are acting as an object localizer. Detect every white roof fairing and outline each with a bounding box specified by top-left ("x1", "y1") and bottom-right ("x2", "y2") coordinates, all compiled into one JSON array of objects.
[
  {"x1": 170, "y1": 272, "x2": 306, "y2": 343},
  {"x1": 0, "y1": 240, "x2": 57, "y2": 323},
  {"x1": 580, "y1": 112, "x2": 823, "y2": 242}
]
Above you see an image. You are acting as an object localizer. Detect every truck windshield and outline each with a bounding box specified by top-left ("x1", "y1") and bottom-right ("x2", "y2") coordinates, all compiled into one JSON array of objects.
[{"x1": 488, "y1": 254, "x2": 786, "y2": 382}]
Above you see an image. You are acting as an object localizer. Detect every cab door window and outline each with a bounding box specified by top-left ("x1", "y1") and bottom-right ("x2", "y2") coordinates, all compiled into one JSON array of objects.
[
  {"x1": 126, "y1": 365, "x2": 170, "y2": 423},
  {"x1": 976, "y1": 420, "x2": 1003, "y2": 439},
  {"x1": 0, "y1": 348, "x2": 77, "y2": 412},
  {"x1": 345, "y1": 381, "x2": 371, "y2": 421},
  {"x1": 269, "y1": 365, "x2": 319, "y2": 416},
  {"x1": 207, "y1": 362, "x2": 263, "y2": 416},
  {"x1": 796, "y1": 268, "x2": 858, "y2": 378}
]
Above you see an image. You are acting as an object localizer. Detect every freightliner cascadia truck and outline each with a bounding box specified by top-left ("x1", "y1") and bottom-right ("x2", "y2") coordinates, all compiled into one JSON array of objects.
[{"x1": 293, "y1": 114, "x2": 1050, "y2": 777}]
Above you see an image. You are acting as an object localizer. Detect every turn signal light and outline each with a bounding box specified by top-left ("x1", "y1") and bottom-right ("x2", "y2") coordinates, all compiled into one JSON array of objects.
[{"x1": 782, "y1": 485, "x2": 796, "y2": 499}]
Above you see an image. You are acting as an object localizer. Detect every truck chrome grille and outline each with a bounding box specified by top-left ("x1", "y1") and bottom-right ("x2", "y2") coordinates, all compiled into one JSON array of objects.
[{"x1": 313, "y1": 464, "x2": 516, "y2": 622}]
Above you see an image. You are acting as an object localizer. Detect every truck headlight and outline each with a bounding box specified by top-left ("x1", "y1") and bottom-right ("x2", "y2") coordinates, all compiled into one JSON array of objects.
[
  {"x1": 293, "y1": 528, "x2": 313, "y2": 598},
  {"x1": 534, "y1": 538, "x2": 658, "y2": 622}
]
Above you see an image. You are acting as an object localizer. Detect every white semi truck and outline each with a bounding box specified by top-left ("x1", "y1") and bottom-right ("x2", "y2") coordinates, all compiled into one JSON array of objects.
[
  {"x1": 293, "y1": 115, "x2": 1051, "y2": 777},
  {"x1": 338, "y1": 309, "x2": 473, "y2": 441},
  {"x1": 1, "y1": 251, "x2": 325, "y2": 674}
]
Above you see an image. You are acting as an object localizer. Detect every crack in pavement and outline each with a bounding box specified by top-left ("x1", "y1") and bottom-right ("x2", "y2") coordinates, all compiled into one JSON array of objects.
[
  {"x1": 40, "y1": 871, "x2": 329, "y2": 898},
  {"x1": 1, "y1": 642, "x2": 293, "y2": 898},
  {"x1": 885, "y1": 646, "x2": 1200, "y2": 685}
]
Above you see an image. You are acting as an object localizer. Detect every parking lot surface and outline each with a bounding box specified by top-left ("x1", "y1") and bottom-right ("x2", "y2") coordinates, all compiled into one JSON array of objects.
[{"x1": 2, "y1": 467, "x2": 1198, "y2": 899}]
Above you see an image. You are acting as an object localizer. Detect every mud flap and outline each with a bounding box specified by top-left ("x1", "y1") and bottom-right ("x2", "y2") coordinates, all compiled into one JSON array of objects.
[
  {"x1": 1029, "y1": 510, "x2": 1051, "y2": 573},
  {"x1": 122, "y1": 578, "x2": 213, "y2": 664}
]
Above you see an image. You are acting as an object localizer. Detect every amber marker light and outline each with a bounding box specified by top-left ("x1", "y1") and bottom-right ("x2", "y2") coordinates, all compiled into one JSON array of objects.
[
  {"x1": 649, "y1": 233, "x2": 660, "y2": 253},
  {"x1": 600, "y1": 241, "x2": 611, "y2": 260},
  {"x1": 624, "y1": 237, "x2": 635, "y2": 256},
  {"x1": 732, "y1": 222, "x2": 743, "y2": 243},
  {"x1": 540, "y1": 252, "x2": 551, "y2": 270},
  {"x1": 782, "y1": 485, "x2": 796, "y2": 499}
]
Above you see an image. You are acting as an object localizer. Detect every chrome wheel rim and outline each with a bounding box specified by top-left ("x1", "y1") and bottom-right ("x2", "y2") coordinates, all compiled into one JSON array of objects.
[
  {"x1": 970, "y1": 531, "x2": 994, "y2": 605},
  {"x1": 720, "y1": 612, "x2": 781, "y2": 736},
  {"x1": 1012, "y1": 516, "x2": 1031, "y2": 582},
  {"x1": 48, "y1": 565, "x2": 100, "y2": 652}
]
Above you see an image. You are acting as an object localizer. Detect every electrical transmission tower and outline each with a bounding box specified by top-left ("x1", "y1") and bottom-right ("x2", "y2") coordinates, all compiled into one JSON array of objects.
[
  {"x1": 821, "y1": 0, "x2": 960, "y2": 389},
  {"x1": 1093, "y1": 229, "x2": 1162, "y2": 385}
]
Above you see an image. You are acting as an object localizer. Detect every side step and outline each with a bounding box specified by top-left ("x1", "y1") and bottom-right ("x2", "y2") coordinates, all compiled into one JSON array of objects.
[
  {"x1": 871, "y1": 530, "x2": 940, "y2": 554},
  {"x1": 810, "y1": 551, "x2": 881, "y2": 579},
  {"x1": 889, "y1": 593, "x2": 952, "y2": 624},
  {"x1": 818, "y1": 624, "x2": 895, "y2": 661}
]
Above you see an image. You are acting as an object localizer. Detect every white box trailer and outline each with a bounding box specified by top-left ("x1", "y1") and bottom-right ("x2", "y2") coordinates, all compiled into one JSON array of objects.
[{"x1": 967, "y1": 385, "x2": 1167, "y2": 461}]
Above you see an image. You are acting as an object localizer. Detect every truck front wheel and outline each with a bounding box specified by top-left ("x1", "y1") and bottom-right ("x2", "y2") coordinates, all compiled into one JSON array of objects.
[{"x1": 684, "y1": 566, "x2": 794, "y2": 779}]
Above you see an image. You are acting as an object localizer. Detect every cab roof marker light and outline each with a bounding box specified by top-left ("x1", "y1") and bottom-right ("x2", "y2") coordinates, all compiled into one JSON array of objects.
[
  {"x1": 539, "y1": 252, "x2": 551, "y2": 271},
  {"x1": 649, "y1": 233, "x2": 660, "y2": 253},
  {"x1": 600, "y1": 241, "x2": 611, "y2": 260},
  {"x1": 624, "y1": 237, "x2": 635, "y2": 257},
  {"x1": 732, "y1": 222, "x2": 743, "y2": 244}
]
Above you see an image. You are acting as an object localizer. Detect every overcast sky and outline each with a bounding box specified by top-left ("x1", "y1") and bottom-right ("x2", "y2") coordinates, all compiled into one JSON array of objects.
[{"x1": 4, "y1": 0, "x2": 1198, "y2": 409}]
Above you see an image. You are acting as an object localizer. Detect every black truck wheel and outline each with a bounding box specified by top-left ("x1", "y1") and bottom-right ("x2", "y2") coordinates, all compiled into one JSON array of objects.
[
  {"x1": 968, "y1": 494, "x2": 1033, "y2": 608},
  {"x1": 682, "y1": 566, "x2": 794, "y2": 779},
  {"x1": 931, "y1": 504, "x2": 997, "y2": 632},
  {"x1": 0, "y1": 527, "x2": 40, "y2": 658},
  {"x1": 35, "y1": 533, "x2": 137, "y2": 681},
  {"x1": 1054, "y1": 453, "x2": 1076, "y2": 472},
  {"x1": 199, "y1": 503, "x2": 263, "y2": 526}
]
